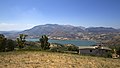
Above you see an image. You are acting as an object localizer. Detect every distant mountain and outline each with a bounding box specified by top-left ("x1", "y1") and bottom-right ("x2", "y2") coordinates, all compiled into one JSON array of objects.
[
  {"x1": 85, "y1": 27, "x2": 119, "y2": 33},
  {"x1": 118, "y1": 29, "x2": 120, "y2": 32},
  {"x1": 0, "y1": 24, "x2": 120, "y2": 39},
  {"x1": 20, "y1": 24, "x2": 85, "y2": 38},
  {"x1": 0, "y1": 31, "x2": 20, "y2": 38}
]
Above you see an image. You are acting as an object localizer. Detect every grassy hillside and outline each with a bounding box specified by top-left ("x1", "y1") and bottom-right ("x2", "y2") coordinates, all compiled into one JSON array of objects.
[{"x1": 0, "y1": 51, "x2": 120, "y2": 68}]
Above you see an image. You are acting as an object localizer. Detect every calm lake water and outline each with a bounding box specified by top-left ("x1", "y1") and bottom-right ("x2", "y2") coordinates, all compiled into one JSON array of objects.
[{"x1": 26, "y1": 39, "x2": 96, "y2": 46}]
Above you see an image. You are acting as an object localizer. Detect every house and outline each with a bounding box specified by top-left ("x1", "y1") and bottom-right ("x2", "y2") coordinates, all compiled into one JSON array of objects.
[{"x1": 78, "y1": 46, "x2": 112, "y2": 56}]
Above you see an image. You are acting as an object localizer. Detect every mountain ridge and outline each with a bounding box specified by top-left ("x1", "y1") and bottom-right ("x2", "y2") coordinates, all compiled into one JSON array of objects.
[{"x1": 0, "y1": 24, "x2": 120, "y2": 39}]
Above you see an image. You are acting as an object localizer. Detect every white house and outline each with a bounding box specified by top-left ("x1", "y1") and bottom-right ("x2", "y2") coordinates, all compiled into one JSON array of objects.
[{"x1": 78, "y1": 46, "x2": 112, "y2": 56}]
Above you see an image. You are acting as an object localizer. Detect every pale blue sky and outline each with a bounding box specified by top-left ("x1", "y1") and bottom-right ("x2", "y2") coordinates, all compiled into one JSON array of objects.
[{"x1": 0, "y1": 0, "x2": 120, "y2": 31}]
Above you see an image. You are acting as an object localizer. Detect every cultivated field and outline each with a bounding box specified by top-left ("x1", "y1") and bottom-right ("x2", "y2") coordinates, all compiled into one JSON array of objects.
[{"x1": 0, "y1": 51, "x2": 120, "y2": 68}]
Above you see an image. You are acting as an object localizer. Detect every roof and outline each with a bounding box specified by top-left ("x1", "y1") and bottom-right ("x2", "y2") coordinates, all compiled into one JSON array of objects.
[{"x1": 78, "y1": 46, "x2": 112, "y2": 50}]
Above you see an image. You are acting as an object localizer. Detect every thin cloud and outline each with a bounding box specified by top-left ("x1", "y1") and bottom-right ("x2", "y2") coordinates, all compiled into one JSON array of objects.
[{"x1": 0, "y1": 23, "x2": 35, "y2": 31}]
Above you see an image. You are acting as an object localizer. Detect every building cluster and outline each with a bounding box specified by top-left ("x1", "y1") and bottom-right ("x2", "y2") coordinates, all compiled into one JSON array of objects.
[{"x1": 47, "y1": 32, "x2": 120, "y2": 41}]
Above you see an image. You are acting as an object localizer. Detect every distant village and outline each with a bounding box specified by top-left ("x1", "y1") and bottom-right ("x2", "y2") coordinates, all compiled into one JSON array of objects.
[{"x1": 27, "y1": 32, "x2": 120, "y2": 42}]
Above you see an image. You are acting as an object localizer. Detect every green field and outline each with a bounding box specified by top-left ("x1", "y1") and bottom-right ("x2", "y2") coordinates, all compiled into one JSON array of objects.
[{"x1": 0, "y1": 51, "x2": 120, "y2": 68}]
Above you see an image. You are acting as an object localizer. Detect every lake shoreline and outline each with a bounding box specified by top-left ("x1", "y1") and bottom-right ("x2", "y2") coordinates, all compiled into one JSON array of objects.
[{"x1": 26, "y1": 39, "x2": 96, "y2": 46}]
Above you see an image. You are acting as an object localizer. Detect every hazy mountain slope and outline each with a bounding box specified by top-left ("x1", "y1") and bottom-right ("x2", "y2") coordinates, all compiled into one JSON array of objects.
[
  {"x1": 0, "y1": 24, "x2": 120, "y2": 39},
  {"x1": 20, "y1": 24, "x2": 85, "y2": 37},
  {"x1": 86, "y1": 27, "x2": 119, "y2": 33}
]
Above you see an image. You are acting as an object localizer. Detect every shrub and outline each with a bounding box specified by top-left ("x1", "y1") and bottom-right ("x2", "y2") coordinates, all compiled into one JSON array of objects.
[
  {"x1": 67, "y1": 46, "x2": 79, "y2": 51},
  {"x1": 6, "y1": 39, "x2": 16, "y2": 51},
  {"x1": 0, "y1": 34, "x2": 15, "y2": 52},
  {"x1": 16, "y1": 34, "x2": 28, "y2": 49},
  {"x1": 39, "y1": 35, "x2": 50, "y2": 50},
  {"x1": 104, "y1": 52, "x2": 112, "y2": 58}
]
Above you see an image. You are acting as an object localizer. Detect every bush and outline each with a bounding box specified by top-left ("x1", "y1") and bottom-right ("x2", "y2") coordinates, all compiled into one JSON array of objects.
[
  {"x1": 67, "y1": 46, "x2": 79, "y2": 51},
  {"x1": 117, "y1": 47, "x2": 120, "y2": 55},
  {"x1": 108, "y1": 45, "x2": 120, "y2": 56},
  {"x1": 6, "y1": 39, "x2": 16, "y2": 51},
  {"x1": 39, "y1": 35, "x2": 50, "y2": 50},
  {"x1": 0, "y1": 38, "x2": 6, "y2": 52},
  {"x1": 49, "y1": 46, "x2": 67, "y2": 52},
  {"x1": 0, "y1": 34, "x2": 16, "y2": 52},
  {"x1": 0, "y1": 34, "x2": 7, "y2": 52},
  {"x1": 104, "y1": 52, "x2": 112, "y2": 58}
]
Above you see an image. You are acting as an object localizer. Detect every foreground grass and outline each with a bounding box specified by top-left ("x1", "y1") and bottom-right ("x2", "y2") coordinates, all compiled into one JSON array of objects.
[{"x1": 0, "y1": 51, "x2": 120, "y2": 68}]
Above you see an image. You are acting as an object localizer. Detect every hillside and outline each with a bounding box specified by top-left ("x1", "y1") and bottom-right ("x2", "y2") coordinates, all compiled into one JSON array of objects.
[
  {"x1": 86, "y1": 27, "x2": 119, "y2": 33},
  {"x1": 20, "y1": 24, "x2": 85, "y2": 36},
  {"x1": 21, "y1": 24, "x2": 119, "y2": 35},
  {"x1": 0, "y1": 24, "x2": 120, "y2": 39},
  {"x1": 0, "y1": 51, "x2": 120, "y2": 68}
]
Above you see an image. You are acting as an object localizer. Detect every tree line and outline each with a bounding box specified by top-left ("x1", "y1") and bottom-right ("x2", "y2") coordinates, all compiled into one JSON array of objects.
[
  {"x1": 0, "y1": 34, "x2": 50, "y2": 52},
  {"x1": 1, "y1": 33, "x2": 119, "y2": 58}
]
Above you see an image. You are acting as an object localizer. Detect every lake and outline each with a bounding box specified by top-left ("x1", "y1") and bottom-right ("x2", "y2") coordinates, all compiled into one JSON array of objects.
[{"x1": 26, "y1": 39, "x2": 96, "y2": 46}]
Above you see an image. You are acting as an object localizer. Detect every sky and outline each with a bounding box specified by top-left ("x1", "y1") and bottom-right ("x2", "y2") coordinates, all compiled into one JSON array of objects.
[{"x1": 0, "y1": 0, "x2": 120, "y2": 31}]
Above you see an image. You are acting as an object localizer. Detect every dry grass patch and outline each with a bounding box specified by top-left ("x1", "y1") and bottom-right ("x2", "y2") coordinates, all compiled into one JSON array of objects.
[{"x1": 0, "y1": 51, "x2": 120, "y2": 68}]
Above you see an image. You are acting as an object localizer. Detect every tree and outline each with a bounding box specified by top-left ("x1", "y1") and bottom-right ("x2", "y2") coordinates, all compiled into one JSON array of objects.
[
  {"x1": 16, "y1": 34, "x2": 28, "y2": 49},
  {"x1": 39, "y1": 35, "x2": 50, "y2": 50},
  {"x1": 67, "y1": 45, "x2": 78, "y2": 51},
  {"x1": 6, "y1": 39, "x2": 15, "y2": 51},
  {"x1": 0, "y1": 34, "x2": 7, "y2": 52},
  {"x1": 0, "y1": 34, "x2": 15, "y2": 52},
  {"x1": 117, "y1": 47, "x2": 120, "y2": 55},
  {"x1": 0, "y1": 34, "x2": 5, "y2": 38}
]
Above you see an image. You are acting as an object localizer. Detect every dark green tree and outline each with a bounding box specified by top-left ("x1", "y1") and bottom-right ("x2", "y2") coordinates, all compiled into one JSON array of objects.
[
  {"x1": 6, "y1": 39, "x2": 15, "y2": 51},
  {"x1": 16, "y1": 34, "x2": 28, "y2": 49},
  {"x1": 0, "y1": 34, "x2": 7, "y2": 52},
  {"x1": 67, "y1": 46, "x2": 78, "y2": 51},
  {"x1": 39, "y1": 35, "x2": 50, "y2": 50},
  {"x1": 117, "y1": 47, "x2": 120, "y2": 55},
  {"x1": 0, "y1": 34, "x2": 15, "y2": 52},
  {"x1": 0, "y1": 34, "x2": 5, "y2": 38}
]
